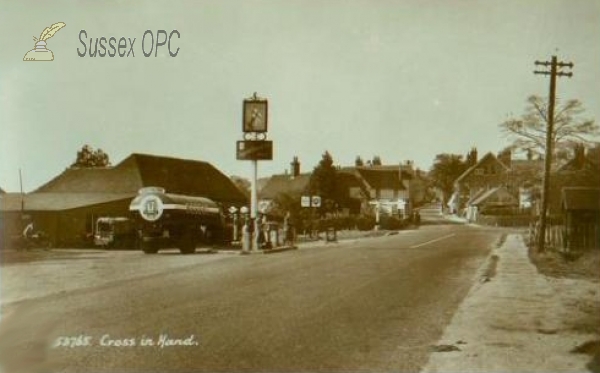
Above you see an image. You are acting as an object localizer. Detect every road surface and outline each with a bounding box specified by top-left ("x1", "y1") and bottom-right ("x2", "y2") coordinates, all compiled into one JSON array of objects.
[{"x1": 1, "y1": 222, "x2": 501, "y2": 373}]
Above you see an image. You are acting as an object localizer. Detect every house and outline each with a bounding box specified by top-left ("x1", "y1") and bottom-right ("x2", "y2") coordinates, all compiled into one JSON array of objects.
[
  {"x1": 340, "y1": 160, "x2": 427, "y2": 218},
  {"x1": 257, "y1": 157, "x2": 311, "y2": 214},
  {"x1": 348, "y1": 166, "x2": 408, "y2": 216},
  {"x1": 258, "y1": 157, "x2": 365, "y2": 216},
  {"x1": 334, "y1": 170, "x2": 365, "y2": 215},
  {"x1": 452, "y1": 151, "x2": 510, "y2": 214},
  {"x1": 258, "y1": 157, "x2": 428, "y2": 219},
  {"x1": 401, "y1": 162, "x2": 429, "y2": 209},
  {"x1": 0, "y1": 153, "x2": 248, "y2": 248},
  {"x1": 464, "y1": 186, "x2": 519, "y2": 222},
  {"x1": 450, "y1": 148, "x2": 542, "y2": 217},
  {"x1": 549, "y1": 144, "x2": 600, "y2": 215},
  {"x1": 561, "y1": 187, "x2": 600, "y2": 250}
]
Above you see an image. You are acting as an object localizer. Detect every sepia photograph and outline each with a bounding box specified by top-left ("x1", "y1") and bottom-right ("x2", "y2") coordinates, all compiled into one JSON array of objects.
[{"x1": 1, "y1": 1, "x2": 599, "y2": 372}]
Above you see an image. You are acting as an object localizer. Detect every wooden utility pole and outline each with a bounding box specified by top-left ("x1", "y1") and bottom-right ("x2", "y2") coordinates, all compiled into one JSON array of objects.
[{"x1": 534, "y1": 56, "x2": 573, "y2": 252}]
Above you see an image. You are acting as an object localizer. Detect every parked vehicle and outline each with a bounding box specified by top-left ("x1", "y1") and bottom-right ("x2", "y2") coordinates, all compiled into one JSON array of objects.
[
  {"x1": 94, "y1": 217, "x2": 136, "y2": 249},
  {"x1": 129, "y1": 187, "x2": 228, "y2": 254}
]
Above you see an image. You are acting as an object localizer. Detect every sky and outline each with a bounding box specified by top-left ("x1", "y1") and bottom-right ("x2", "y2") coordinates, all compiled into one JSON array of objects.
[{"x1": 1, "y1": 0, "x2": 599, "y2": 192}]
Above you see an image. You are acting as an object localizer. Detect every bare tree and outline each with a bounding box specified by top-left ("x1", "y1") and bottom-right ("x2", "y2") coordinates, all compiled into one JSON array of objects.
[{"x1": 500, "y1": 95, "x2": 599, "y2": 161}]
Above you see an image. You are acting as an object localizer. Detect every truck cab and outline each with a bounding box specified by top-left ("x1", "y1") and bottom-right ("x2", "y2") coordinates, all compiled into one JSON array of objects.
[{"x1": 94, "y1": 217, "x2": 135, "y2": 249}]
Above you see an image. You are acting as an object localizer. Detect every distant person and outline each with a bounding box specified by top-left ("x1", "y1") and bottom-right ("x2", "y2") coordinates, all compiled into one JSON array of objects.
[{"x1": 22, "y1": 222, "x2": 34, "y2": 239}]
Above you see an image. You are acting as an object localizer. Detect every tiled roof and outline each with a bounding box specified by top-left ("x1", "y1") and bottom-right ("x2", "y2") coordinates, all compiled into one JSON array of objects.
[
  {"x1": 558, "y1": 158, "x2": 600, "y2": 173},
  {"x1": 342, "y1": 165, "x2": 414, "y2": 179},
  {"x1": 561, "y1": 187, "x2": 600, "y2": 211},
  {"x1": 0, "y1": 193, "x2": 134, "y2": 211},
  {"x1": 509, "y1": 159, "x2": 544, "y2": 172},
  {"x1": 259, "y1": 174, "x2": 311, "y2": 199},
  {"x1": 34, "y1": 153, "x2": 248, "y2": 206},
  {"x1": 455, "y1": 152, "x2": 509, "y2": 184},
  {"x1": 356, "y1": 168, "x2": 405, "y2": 191},
  {"x1": 470, "y1": 187, "x2": 517, "y2": 207},
  {"x1": 35, "y1": 161, "x2": 141, "y2": 193},
  {"x1": 466, "y1": 188, "x2": 488, "y2": 206},
  {"x1": 336, "y1": 171, "x2": 363, "y2": 188}
]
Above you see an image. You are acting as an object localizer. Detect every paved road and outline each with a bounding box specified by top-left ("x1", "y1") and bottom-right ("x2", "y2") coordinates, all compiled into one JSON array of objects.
[{"x1": 1, "y1": 223, "x2": 502, "y2": 373}]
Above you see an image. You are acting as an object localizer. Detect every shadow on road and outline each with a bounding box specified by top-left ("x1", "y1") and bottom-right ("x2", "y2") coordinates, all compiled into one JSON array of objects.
[{"x1": 419, "y1": 219, "x2": 465, "y2": 226}]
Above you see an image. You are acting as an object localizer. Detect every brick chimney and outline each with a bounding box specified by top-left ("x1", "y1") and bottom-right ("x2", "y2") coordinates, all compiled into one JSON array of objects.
[
  {"x1": 574, "y1": 143, "x2": 586, "y2": 169},
  {"x1": 290, "y1": 156, "x2": 300, "y2": 177},
  {"x1": 467, "y1": 147, "x2": 478, "y2": 166}
]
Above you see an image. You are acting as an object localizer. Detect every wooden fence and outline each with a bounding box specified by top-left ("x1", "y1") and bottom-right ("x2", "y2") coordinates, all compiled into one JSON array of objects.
[
  {"x1": 528, "y1": 221, "x2": 565, "y2": 251},
  {"x1": 529, "y1": 218, "x2": 600, "y2": 252}
]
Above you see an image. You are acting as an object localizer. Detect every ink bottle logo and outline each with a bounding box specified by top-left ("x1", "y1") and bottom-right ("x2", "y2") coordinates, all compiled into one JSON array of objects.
[{"x1": 23, "y1": 22, "x2": 66, "y2": 61}]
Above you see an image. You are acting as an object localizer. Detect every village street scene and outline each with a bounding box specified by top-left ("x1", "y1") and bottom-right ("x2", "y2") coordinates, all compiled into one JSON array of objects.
[{"x1": 1, "y1": 1, "x2": 599, "y2": 373}]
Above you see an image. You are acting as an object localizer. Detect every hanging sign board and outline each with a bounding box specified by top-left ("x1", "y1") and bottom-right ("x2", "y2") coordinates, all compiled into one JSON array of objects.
[
  {"x1": 236, "y1": 140, "x2": 273, "y2": 160},
  {"x1": 243, "y1": 99, "x2": 268, "y2": 133}
]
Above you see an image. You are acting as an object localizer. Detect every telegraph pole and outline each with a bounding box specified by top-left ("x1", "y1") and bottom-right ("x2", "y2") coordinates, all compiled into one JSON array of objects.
[{"x1": 534, "y1": 55, "x2": 573, "y2": 252}]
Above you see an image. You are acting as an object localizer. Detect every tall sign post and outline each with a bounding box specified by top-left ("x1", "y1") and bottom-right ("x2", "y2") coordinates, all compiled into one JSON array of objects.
[{"x1": 237, "y1": 92, "x2": 273, "y2": 252}]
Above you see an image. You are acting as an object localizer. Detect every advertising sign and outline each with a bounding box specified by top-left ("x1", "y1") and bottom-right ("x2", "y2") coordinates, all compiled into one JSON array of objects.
[
  {"x1": 301, "y1": 196, "x2": 311, "y2": 208},
  {"x1": 301, "y1": 195, "x2": 321, "y2": 208},
  {"x1": 311, "y1": 196, "x2": 321, "y2": 208},
  {"x1": 236, "y1": 140, "x2": 273, "y2": 160}
]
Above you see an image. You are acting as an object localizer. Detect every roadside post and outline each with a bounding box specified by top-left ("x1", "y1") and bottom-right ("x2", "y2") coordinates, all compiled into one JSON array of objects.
[
  {"x1": 236, "y1": 93, "x2": 272, "y2": 252},
  {"x1": 283, "y1": 212, "x2": 295, "y2": 246},
  {"x1": 240, "y1": 206, "x2": 251, "y2": 253},
  {"x1": 229, "y1": 206, "x2": 239, "y2": 244},
  {"x1": 311, "y1": 196, "x2": 321, "y2": 238},
  {"x1": 301, "y1": 195, "x2": 321, "y2": 239},
  {"x1": 375, "y1": 201, "x2": 380, "y2": 231}
]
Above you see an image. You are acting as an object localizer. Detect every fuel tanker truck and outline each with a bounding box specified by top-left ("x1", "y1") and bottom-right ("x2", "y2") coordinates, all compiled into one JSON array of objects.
[{"x1": 129, "y1": 187, "x2": 227, "y2": 254}]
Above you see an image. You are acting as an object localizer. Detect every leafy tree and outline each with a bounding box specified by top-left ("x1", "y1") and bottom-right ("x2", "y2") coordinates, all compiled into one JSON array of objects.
[
  {"x1": 429, "y1": 153, "x2": 468, "y2": 203},
  {"x1": 372, "y1": 156, "x2": 382, "y2": 166},
  {"x1": 355, "y1": 156, "x2": 364, "y2": 167},
  {"x1": 500, "y1": 95, "x2": 599, "y2": 162},
  {"x1": 71, "y1": 145, "x2": 110, "y2": 168},
  {"x1": 270, "y1": 192, "x2": 302, "y2": 221},
  {"x1": 308, "y1": 151, "x2": 338, "y2": 215}
]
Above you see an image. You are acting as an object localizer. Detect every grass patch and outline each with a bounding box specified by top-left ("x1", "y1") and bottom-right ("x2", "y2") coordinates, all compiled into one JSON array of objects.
[
  {"x1": 527, "y1": 235, "x2": 600, "y2": 281},
  {"x1": 532, "y1": 249, "x2": 600, "y2": 280}
]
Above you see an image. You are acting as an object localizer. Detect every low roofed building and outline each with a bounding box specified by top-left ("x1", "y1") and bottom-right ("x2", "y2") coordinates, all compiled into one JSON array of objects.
[{"x1": 0, "y1": 153, "x2": 248, "y2": 248}]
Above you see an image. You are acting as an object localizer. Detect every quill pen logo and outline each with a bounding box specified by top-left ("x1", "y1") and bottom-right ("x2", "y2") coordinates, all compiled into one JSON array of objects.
[{"x1": 23, "y1": 22, "x2": 66, "y2": 61}]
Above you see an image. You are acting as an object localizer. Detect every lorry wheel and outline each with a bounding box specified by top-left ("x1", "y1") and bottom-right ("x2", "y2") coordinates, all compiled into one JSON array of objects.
[
  {"x1": 179, "y1": 232, "x2": 195, "y2": 254},
  {"x1": 141, "y1": 242, "x2": 159, "y2": 254},
  {"x1": 179, "y1": 242, "x2": 195, "y2": 254}
]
